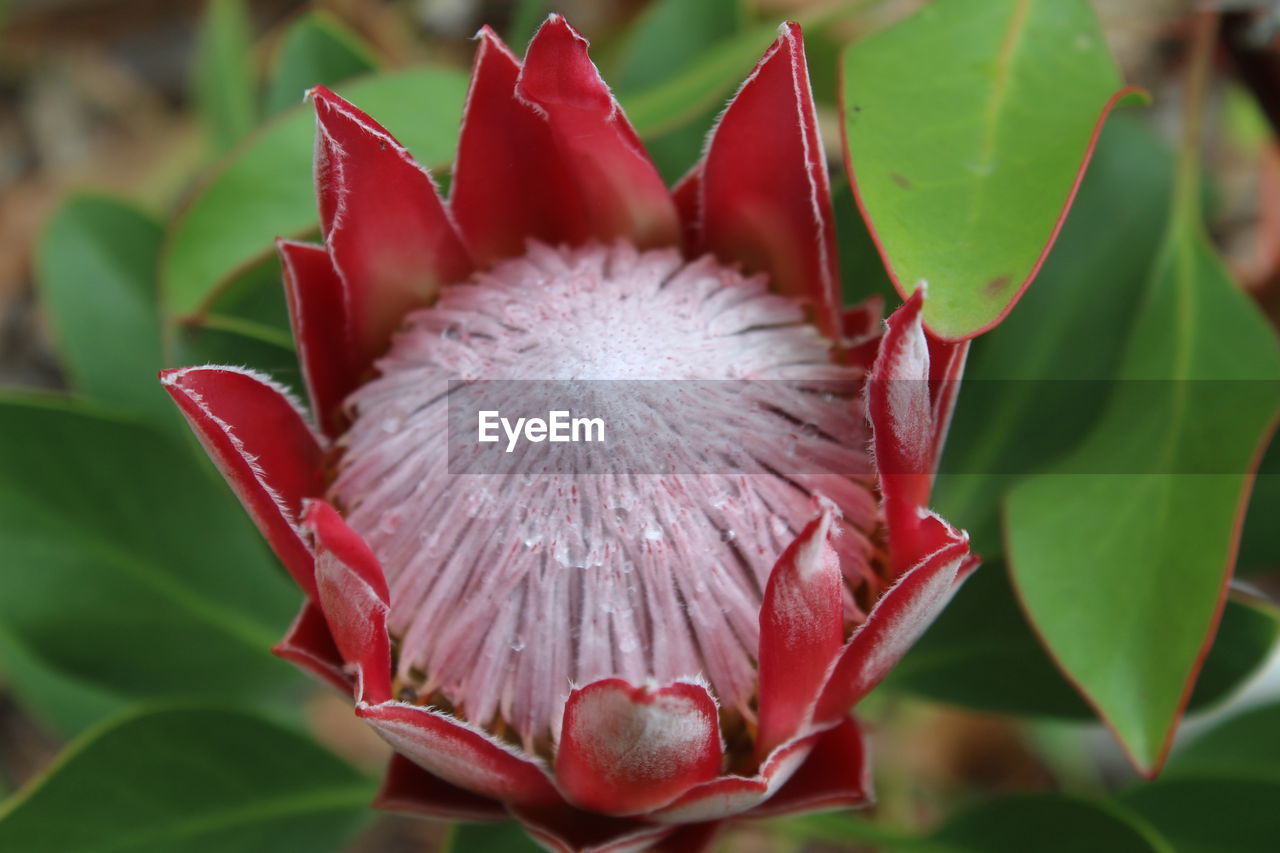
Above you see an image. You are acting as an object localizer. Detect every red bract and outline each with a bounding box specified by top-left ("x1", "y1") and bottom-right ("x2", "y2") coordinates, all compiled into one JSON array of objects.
[{"x1": 162, "y1": 17, "x2": 976, "y2": 852}]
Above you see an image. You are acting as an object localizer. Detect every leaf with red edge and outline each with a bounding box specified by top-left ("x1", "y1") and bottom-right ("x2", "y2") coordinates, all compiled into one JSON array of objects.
[
  {"x1": 1006, "y1": 153, "x2": 1280, "y2": 773},
  {"x1": 840, "y1": 0, "x2": 1141, "y2": 339}
]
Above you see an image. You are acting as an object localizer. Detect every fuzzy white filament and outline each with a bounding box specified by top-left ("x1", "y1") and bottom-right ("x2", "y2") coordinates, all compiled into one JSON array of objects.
[{"x1": 332, "y1": 242, "x2": 877, "y2": 749}]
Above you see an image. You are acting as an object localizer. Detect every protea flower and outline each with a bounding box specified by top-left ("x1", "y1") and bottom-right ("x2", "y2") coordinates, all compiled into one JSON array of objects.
[{"x1": 161, "y1": 16, "x2": 977, "y2": 852}]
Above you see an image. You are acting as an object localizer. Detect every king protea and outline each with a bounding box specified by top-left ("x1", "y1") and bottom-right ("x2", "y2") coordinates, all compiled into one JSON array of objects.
[{"x1": 161, "y1": 16, "x2": 977, "y2": 852}]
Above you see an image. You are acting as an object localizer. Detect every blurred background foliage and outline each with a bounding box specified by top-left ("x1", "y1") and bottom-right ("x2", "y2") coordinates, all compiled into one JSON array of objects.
[{"x1": 0, "y1": 0, "x2": 1279, "y2": 850}]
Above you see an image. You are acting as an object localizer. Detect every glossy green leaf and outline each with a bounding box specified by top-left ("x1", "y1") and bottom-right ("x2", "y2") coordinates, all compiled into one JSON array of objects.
[
  {"x1": 1184, "y1": 601, "x2": 1278, "y2": 712},
  {"x1": 1006, "y1": 135, "x2": 1280, "y2": 771},
  {"x1": 0, "y1": 707, "x2": 371, "y2": 852},
  {"x1": 776, "y1": 795, "x2": 1169, "y2": 852},
  {"x1": 885, "y1": 564, "x2": 1091, "y2": 717},
  {"x1": 612, "y1": 0, "x2": 744, "y2": 93},
  {"x1": 0, "y1": 624, "x2": 126, "y2": 735},
  {"x1": 1238, "y1": 434, "x2": 1279, "y2": 575},
  {"x1": 1122, "y1": 779, "x2": 1280, "y2": 853},
  {"x1": 0, "y1": 396, "x2": 301, "y2": 729},
  {"x1": 833, "y1": 174, "x2": 898, "y2": 307},
  {"x1": 171, "y1": 322, "x2": 301, "y2": 398},
  {"x1": 194, "y1": 0, "x2": 257, "y2": 155},
  {"x1": 620, "y1": 2, "x2": 861, "y2": 140},
  {"x1": 621, "y1": 22, "x2": 779, "y2": 139},
  {"x1": 507, "y1": 0, "x2": 548, "y2": 48},
  {"x1": 264, "y1": 12, "x2": 378, "y2": 116},
  {"x1": 181, "y1": 253, "x2": 293, "y2": 341},
  {"x1": 35, "y1": 195, "x2": 171, "y2": 423},
  {"x1": 161, "y1": 67, "x2": 468, "y2": 320},
  {"x1": 167, "y1": 255, "x2": 301, "y2": 391},
  {"x1": 841, "y1": 0, "x2": 1133, "y2": 338},
  {"x1": 447, "y1": 823, "x2": 542, "y2": 852},
  {"x1": 926, "y1": 795, "x2": 1170, "y2": 853},
  {"x1": 611, "y1": 0, "x2": 744, "y2": 183},
  {"x1": 1165, "y1": 701, "x2": 1280, "y2": 781},
  {"x1": 933, "y1": 115, "x2": 1172, "y2": 552},
  {"x1": 887, "y1": 563, "x2": 1276, "y2": 719}
]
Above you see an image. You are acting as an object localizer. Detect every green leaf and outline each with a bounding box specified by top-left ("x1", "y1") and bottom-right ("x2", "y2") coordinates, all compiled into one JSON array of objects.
[
  {"x1": 181, "y1": 252, "x2": 294, "y2": 342},
  {"x1": 0, "y1": 706, "x2": 371, "y2": 852},
  {"x1": 611, "y1": 0, "x2": 744, "y2": 94},
  {"x1": 194, "y1": 0, "x2": 257, "y2": 155},
  {"x1": 776, "y1": 795, "x2": 1170, "y2": 852},
  {"x1": 620, "y1": 2, "x2": 860, "y2": 140},
  {"x1": 610, "y1": 0, "x2": 744, "y2": 183},
  {"x1": 925, "y1": 794, "x2": 1171, "y2": 853},
  {"x1": 885, "y1": 564, "x2": 1091, "y2": 717},
  {"x1": 507, "y1": 0, "x2": 548, "y2": 49},
  {"x1": 171, "y1": 322, "x2": 301, "y2": 397},
  {"x1": 35, "y1": 195, "x2": 171, "y2": 424},
  {"x1": 264, "y1": 12, "x2": 378, "y2": 116},
  {"x1": 1238, "y1": 433, "x2": 1279, "y2": 574},
  {"x1": 447, "y1": 823, "x2": 542, "y2": 852},
  {"x1": 833, "y1": 174, "x2": 898, "y2": 307},
  {"x1": 1184, "y1": 600, "x2": 1278, "y2": 712},
  {"x1": 0, "y1": 624, "x2": 127, "y2": 735},
  {"x1": 0, "y1": 396, "x2": 301, "y2": 731},
  {"x1": 1165, "y1": 702, "x2": 1280, "y2": 781},
  {"x1": 1006, "y1": 126, "x2": 1280, "y2": 770},
  {"x1": 840, "y1": 0, "x2": 1134, "y2": 339},
  {"x1": 1122, "y1": 779, "x2": 1280, "y2": 853},
  {"x1": 621, "y1": 22, "x2": 777, "y2": 139},
  {"x1": 167, "y1": 255, "x2": 301, "y2": 391},
  {"x1": 932, "y1": 114, "x2": 1173, "y2": 553},
  {"x1": 886, "y1": 563, "x2": 1276, "y2": 719},
  {"x1": 161, "y1": 67, "x2": 469, "y2": 320}
]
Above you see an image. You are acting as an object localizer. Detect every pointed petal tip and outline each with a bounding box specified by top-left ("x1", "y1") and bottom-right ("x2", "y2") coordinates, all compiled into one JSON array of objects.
[
  {"x1": 520, "y1": 12, "x2": 610, "y2": 112},
  {"x1": 756, "y1": 508, "x2": 844, "y2": 758},
  {"x1": 303, "y1": 499, "x2": 389, "y2": 603},
  {"x1": 777, "y1": 20, "x2": 802, "y2": 40},
  {"x1": 472, "y1": 23, "x2": 520, "y2": 60},
  {"x1": 306, "y1": 82, "x2": 339, "y2": 104}
]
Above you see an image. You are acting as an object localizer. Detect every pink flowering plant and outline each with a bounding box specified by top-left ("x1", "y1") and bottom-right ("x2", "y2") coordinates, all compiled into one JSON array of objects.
[{"x1": 2, "y1": 2, "x2": 1279, "y2": 852}]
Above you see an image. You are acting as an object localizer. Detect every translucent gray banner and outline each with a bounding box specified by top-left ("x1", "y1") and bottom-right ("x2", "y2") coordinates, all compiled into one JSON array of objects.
[{"x1": 442, "y1": 379, "x2": 1279, "y2": 475}]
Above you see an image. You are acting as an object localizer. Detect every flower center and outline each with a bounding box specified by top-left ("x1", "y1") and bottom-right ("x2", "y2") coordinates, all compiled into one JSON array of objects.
[{"x1": 331, "y1": 242, "x2": 877, "y2": 751}]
